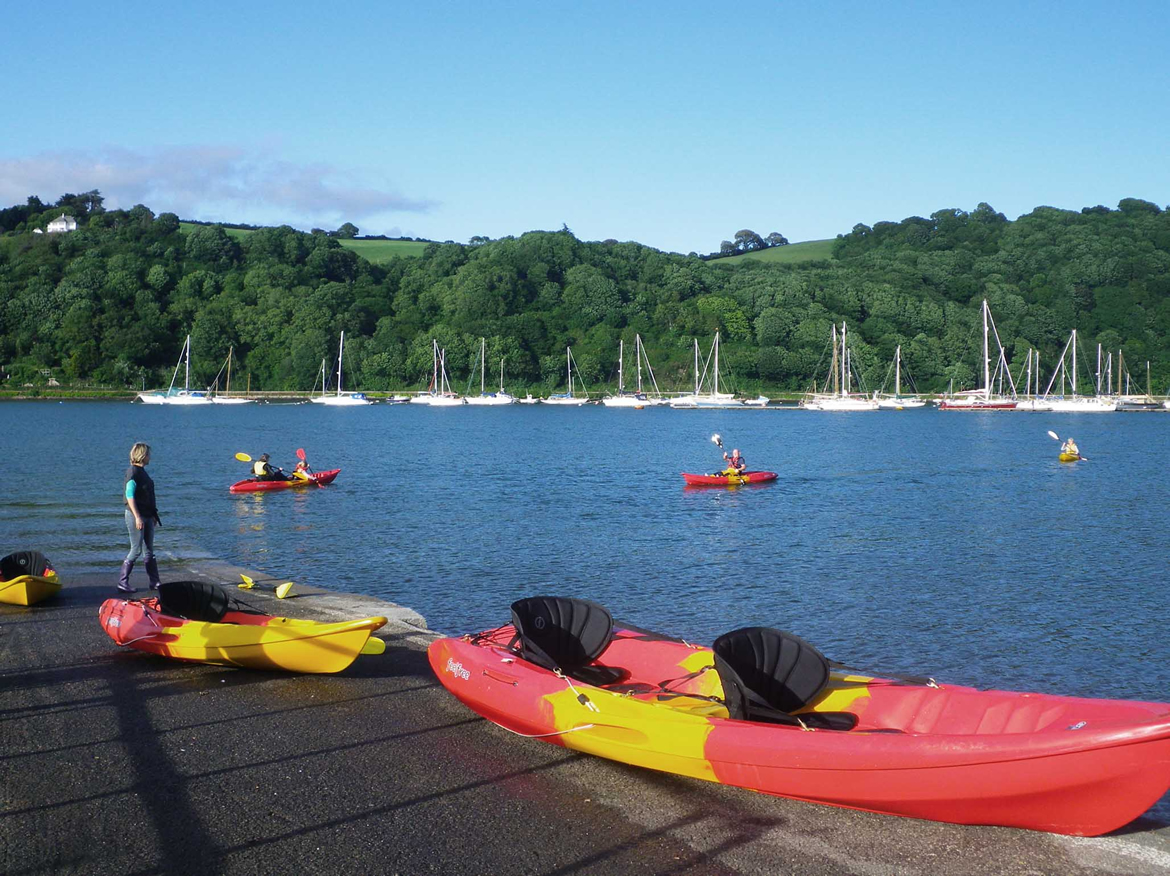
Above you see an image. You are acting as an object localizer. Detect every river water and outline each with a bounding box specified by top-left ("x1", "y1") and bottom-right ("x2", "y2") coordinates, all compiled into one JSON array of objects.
[{"x1": 3, "y1": 401, "x2": 1168, "y2": 707}]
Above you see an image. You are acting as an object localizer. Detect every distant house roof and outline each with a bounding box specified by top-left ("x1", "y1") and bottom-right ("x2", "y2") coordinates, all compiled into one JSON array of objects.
[{"x1": 46, "y1": 213, "x2": 78, "y2": 233}]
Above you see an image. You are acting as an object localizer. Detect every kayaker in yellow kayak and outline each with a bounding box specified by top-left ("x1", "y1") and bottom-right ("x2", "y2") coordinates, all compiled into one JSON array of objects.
[
  {"x1": 722, "y1": 448, "x2": 747, "y2": 477},
  {"x1": 1061, "y1": 437, "x2": 1079, "y2": 458},
  {"x1": 252, "y1": 453, "x2": 291, "y2": 482},
  {"x1": 292, "y1": 458, "x2": 313, "y2": 481}
]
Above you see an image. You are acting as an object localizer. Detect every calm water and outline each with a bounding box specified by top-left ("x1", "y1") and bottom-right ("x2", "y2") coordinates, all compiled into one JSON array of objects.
[{"x1": 3, "y1": 401, "x2": 1168, "y2": 705}]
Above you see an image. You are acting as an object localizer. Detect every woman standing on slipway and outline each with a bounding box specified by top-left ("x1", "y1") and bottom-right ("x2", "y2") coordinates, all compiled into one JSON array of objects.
[{"x1": 118, "y1": 442, "x2": 162, "y2": 593}]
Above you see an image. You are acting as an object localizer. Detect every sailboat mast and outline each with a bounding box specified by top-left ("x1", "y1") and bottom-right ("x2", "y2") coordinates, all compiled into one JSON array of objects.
[
  {"x1": 635, "y1": 335, "x2": 643, "y2": 393},
  {"x1": 831, "y1": 324, "x2": 839, "y2": 396},
  {"x1": 618, "y1": 339, "x2": 624, "y2": 394},
  {"x1": 1071, "y1": 329, "x2": 1078, "y2": 398},
  {"x1": 842, "y1": 323, "x2": 849, "y2": 395},
  {"x1": 714, "y1": 331, "x2": 720, "y2": 396},
  {"x1": 694, "y1": 340, "x2": 699, "y2": 395},
  {"x1": 336, "y1": 331, "x2": 345, "y2": 395},
  {"x1": 567, "y1": 347, "x2": 572, "y2": 395},
  {"x1": 982, "y1": 301, "x2": 991, "y2": 400},
  {"x1": 185, "y1": 335, "x2": 191, "y2": 391},
  {"x1": 225, "y1": 346, "x2": 233, "y2": 395},
  {"x1": 895, "y1": 345, "x2": 901, "y2": 397},
  {"x1": 481, "y1": 338, "x2": 486, "y2": 394}
]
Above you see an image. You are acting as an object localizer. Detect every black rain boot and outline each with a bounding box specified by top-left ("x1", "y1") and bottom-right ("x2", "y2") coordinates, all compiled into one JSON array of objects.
[
  {"x1": 145, "y1": 558, "x2": 161, "y2": 591},
  {"x1": 117, "y1": 559, "x2": 136, "y2": 593}
]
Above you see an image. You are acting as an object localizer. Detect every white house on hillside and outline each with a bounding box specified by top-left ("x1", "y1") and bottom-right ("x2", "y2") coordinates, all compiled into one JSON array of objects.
[{"x1": 44, "y1": 213, "x2": 78, "y2": 233}]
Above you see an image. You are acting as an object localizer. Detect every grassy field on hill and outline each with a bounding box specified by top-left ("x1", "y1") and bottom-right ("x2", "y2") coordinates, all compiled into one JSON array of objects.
[
  {"x1": 179, "y1": 223, "x2": 427, "y2": 262},
  {"x1": 717, "y1": 238, "x2": 836, "y2": 265}
]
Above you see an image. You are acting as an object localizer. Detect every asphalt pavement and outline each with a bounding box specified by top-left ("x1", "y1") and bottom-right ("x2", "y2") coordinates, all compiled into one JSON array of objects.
[{"x1": 2, "y1": 560, "x2": 1168, "y2": 876}]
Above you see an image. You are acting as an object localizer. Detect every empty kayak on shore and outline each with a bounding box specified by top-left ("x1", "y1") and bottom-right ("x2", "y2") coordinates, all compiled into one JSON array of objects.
[
  {"x1": 681, "y1": 471, "x2": 777, "y2": 486},
  {"x1": 100, "y1": 580, "x2": 386, "y2": 673},
  {"x1": 229, "y1": 468, "x2": 340, "y2": 493},
  {"x1": 0, "y1": 550, "x2": 61, "y2": 606},
  {"x1": 429, "y1": 596, "x2": 1170, "y2": 836}
]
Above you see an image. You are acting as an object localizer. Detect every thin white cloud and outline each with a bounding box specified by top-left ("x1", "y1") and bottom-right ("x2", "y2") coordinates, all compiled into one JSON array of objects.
[{"x1": 0, "y1": 146, "x2": 436, "y2": 227}]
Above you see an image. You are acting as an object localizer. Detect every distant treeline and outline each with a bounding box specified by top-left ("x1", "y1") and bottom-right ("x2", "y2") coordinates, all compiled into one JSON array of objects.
[{"x1": 2, "y1": 192, "x2": 1168, "y2": 395}]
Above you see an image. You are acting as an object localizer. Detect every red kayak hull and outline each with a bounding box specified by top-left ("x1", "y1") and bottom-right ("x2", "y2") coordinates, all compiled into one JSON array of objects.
[
  {"x1": 229, "y1": 469, "x2": 340, "y2": 493},
  {"x1": 429, "y1": 625, "x2": 1170, "y2": 835},
  {"x1": 681, "y1": 470, "x2": 778, "y2": 486}
]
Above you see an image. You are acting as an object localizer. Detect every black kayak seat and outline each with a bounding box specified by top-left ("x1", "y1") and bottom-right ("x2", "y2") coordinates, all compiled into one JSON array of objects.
[
  {"x1": 713, "y1": 626, "x2": 857, "y2": 731},
  {"x1": 1, "y1": 550, "x2": 51, "y2": 580},
  {"x1": 510, "y1": 596, "x2": 625, "y2": 686},
  {"x1": 158, "y1": 580, "x2": 231, "y2": 622}
]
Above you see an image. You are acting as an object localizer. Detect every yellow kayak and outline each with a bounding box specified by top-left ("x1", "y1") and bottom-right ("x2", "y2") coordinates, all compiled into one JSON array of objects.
[
  {"x1": 1059, "y1": 452, "x2": 1081, "y2": 463},
  {"x1": 0, "y1": 551, "x2": 61, "y2": 606},
  {"x1": 99, "y1": 592, "x2": 387, "y2": 673}
]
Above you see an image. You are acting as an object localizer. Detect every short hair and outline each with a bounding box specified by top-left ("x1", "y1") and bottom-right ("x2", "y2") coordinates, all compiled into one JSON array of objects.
[{"x1": 130, "y1": 442, "x2": 151, "y2": 465}]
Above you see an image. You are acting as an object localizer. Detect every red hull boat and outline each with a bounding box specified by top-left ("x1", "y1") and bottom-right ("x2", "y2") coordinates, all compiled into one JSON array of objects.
[
  {"x1": 681, "y1": 470, "x2": 777, "y2": 486},
  {"x1": 229, "y1": 468, "x2": 340, "y2": 493},
  {"x1": 430, "y1": 612, "x2": 1170, "y2": 835}
]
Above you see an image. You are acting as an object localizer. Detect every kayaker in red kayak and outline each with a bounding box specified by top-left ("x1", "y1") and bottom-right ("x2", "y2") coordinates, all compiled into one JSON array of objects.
[
  {"x1": 721, "y1": 448, "x2": 746, "y2": 477},
  {"x1": 252, "y1": 453, "x2": 291, "y2": 482},
  {"x1": 292, "y1": 458, "x2": 313, "y2": 482}
]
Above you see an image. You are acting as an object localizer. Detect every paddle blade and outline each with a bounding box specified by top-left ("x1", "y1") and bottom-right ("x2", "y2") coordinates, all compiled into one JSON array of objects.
[
  {"x1": 1047, "y1": 430, "x2": 1059, "y2": 441},
  {"x1": 235, "y1": 452, "x2": 253, "y2": 462},
  {"x1": 360, "y1": 637, "x2": 386, "y2": 656},
  {"x1": 238, "y1": 573, "x2": 255, "y2": 589},
  {"x1": 710, "y1": 433, "x2": 722, "y2": 448},
  {"x1": 296, "y1": 447, "x2": 306, "y2": 461},
  {"x1": 275, "y1": 582, "x2": 294, "y2": 599}
]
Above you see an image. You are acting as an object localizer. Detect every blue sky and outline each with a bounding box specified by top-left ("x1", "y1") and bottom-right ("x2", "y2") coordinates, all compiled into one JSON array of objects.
[{"x1": 2, "y1": 1, "x2": 1167, "y2": 253}]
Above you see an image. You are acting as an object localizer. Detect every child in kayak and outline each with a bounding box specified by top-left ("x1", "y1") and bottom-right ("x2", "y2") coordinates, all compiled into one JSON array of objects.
[
  {"x1": 722, "y1": 448, "x2": 746, "y2": 476},
  {"x1": 292, "y1": 458, "x2": 313, "y2": 481}
]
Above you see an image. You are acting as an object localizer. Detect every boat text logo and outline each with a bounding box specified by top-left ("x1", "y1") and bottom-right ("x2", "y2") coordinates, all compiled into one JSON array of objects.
[{"x1": 445, "y1": 658, "x2": 471, "y2": 681}]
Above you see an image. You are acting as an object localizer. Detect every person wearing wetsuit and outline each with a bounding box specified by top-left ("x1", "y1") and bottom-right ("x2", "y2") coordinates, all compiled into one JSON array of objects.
[{"x1": 119, "y1": 442, "x2": 162, "y2": 593}]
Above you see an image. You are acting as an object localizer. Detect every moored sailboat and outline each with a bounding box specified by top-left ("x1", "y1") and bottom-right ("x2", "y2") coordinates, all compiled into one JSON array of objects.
[
  {"x1": 464, "y1": 338, "x2": 515, "y2": 405},
  {"x1": 875, "y1": 345, "x2": 925, "y2": 409},
  {"x1": 802, "y1": 322, "x2": 878, "y2": 411},
  {"x1": 670, "y1": 332, "x2": 742, "y2": 408},
  {"x1": 543, "y1": 347, "x2": 590, "y2": 405},
  {"x1": 137, "y1": 335, "x2": 212, "y2": 405},
  {"x1": 1040, "y1": 331, "x2": 1115, "y2": 413},
  {"x1": 210, "y1": 346, "x2": 256, "y2": 404},
  {"x1": 310, "y1": 331, "x2": 372, "y2": 405},
  {"x1": 939, "y1": 300, "x2": 1017, "y2": 410},
  {"x1": 411, "y1": 340, "x2": 465, "y2": 405}
]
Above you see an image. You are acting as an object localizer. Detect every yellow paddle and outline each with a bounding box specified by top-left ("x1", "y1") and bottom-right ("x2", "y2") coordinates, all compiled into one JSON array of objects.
[
  {"x1": 239, "y1": 573, "x2": 294, "y2": 599},
  {"x1": 235, "y1": 452, "x2": 252, "y2": 462}
]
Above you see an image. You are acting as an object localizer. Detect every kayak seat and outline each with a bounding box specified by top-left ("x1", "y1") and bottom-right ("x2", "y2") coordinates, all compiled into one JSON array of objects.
[
  {"x1": 158, "y1": 580, "x2": 231, "y2": 622},
  {"x1": 510, "y1": 596, "x2": 627, "y2": 686},
  {"x1": 1, "y1": 550, "x2": 51, "y2": 580},
  {"x1": 713, "y1": 627, "x2": 857, "y2": 731}
]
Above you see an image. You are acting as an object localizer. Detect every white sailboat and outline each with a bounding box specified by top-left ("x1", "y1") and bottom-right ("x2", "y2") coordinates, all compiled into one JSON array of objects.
[
  {"x1": 670, "y1": 332, "x2": 742, "y2": 408},
  {"x1": 411, "y1": 340, "x2": 464, "y2": 405},
  {"x1": 310, "y1": 331, "x2": 372, "y2": 405},
  {"x1": 602, "y1": 335, "x2": 666, "y2": 407},
  {"x1": 464, "y1": 338, "x2": 515, "y2": 405},
  {"x1": 939, "y1": 300, "x2": 1018, "y2": 410},
  {"x1": 137, "y1": 335, "x2": 212, "y2": 404},
  {"x1": 801, "y1": 322, "x2": 878, "y2": 411},
  {"x1": 1040, "y1": 331, "x2": 1116, "y2": 413},
  {"x1": 210, "y1": 346, "x2": 256, "y2": 404},
  {"x1": 876, "y1": 345, "x2": 925, "y2": 409},
  {"x1": 1014, "y1": 349, "x2": 1052, "y2": 411},
  {"x1": 543, "y1": 347, "x2": 590, "y2": 405}
]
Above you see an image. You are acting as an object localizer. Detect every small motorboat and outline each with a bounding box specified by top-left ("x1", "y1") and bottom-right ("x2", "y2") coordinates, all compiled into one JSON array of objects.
[
  {"x1": 100, "y1": 580, "x2": 386, "y2": 673},
  {"x1": 0, "y1": 550, "x2": 60, "y2": 606},
  {"x1": 429, "y1": 596, "x2": 1170, "y2": 836}
]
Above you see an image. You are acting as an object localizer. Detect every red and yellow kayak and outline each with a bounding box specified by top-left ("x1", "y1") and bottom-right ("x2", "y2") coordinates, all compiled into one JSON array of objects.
[
  {"x1": 681, "y1": 470, "x2": 777, "y2": 486},
  {"x1": 229, "y1": 468, "x2": 340, "y2": 493},
  {"x1": 0, "y1": 551, "x2": 60, "y2": 606},
  {"x1": 429, "y1": 623, "x2": 1170, "y2": 835},
  {"x1": 100, "y1": 596, "x2": 386, "y2": 673}
]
